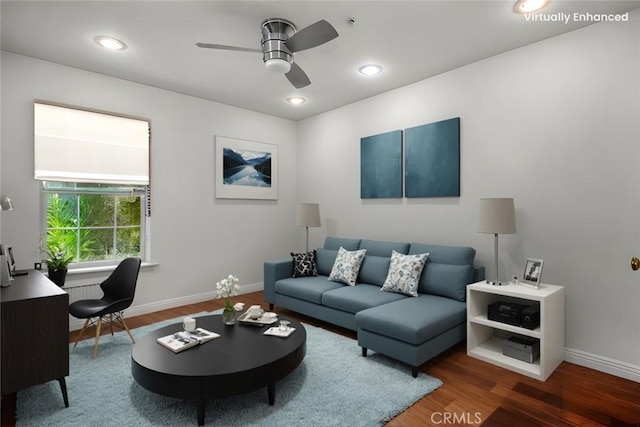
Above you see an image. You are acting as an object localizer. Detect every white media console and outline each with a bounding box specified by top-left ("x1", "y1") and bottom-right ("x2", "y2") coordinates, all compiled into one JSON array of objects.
[{"x1": 466, "y1": 280, "x2": 565, "y2": 381}]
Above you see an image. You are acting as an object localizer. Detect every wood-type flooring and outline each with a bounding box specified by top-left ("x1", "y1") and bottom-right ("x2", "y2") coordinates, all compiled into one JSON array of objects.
[{"x1": 3, "y1": 291, "x2": 639, "y2": 426}]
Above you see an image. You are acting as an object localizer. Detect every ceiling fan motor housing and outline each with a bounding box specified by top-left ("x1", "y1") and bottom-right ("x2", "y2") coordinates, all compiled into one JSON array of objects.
[{"x1": 261, "y1": 18, "x2": 296, "y2": 72}]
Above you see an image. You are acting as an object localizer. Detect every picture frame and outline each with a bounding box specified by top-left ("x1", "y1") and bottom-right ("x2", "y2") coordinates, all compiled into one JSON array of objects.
[
  {"x1": 215, "y1": 135, "x2": 278, "y2": 200},
  {"x1": 0, "y1": 244, "x2": 13, "y2": 287},
  {"x1": 522, "y1": 258, "x2": 544, "y2": 289}
]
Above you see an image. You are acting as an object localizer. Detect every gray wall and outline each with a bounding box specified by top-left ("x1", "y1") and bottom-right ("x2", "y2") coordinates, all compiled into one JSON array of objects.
[
  {"x1": 2, "y1": 11, "x2": 639, "y2": 380},
  {"x1": 1, "y1": 52, "x2": 300, "y2": 312},
  {"x1": 297, "y1": 13, "x2": 640, "y2": 378}
]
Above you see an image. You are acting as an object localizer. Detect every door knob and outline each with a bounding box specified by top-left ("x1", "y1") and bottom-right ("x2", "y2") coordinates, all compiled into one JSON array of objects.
[{"x1": 632, "y1": 257, "x2": 640, "y2": 271}]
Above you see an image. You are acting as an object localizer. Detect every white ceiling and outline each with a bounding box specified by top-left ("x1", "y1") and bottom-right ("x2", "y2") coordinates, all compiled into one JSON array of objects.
[{"x1": 2, "y1": 1, "x2": 639, "y2": 121}]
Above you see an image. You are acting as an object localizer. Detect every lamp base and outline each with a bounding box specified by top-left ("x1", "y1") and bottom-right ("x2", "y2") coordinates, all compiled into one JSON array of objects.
[{"x1": 486, "y1": 279, "x2": 508, "y2": 286}]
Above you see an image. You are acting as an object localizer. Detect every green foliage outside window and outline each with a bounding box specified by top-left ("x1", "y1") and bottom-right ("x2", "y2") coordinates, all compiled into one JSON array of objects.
[{"x1": 46, "y1": 191, "x2": 142, "y2": 263}]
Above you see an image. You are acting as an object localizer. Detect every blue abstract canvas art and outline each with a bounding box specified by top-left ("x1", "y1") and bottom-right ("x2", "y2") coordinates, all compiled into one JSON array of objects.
[
  {"x1": 360, "y1": 130, "x2": 403, "y2": 199},
  {"x1": 404, "y1": 117, "x2": 460, "y2": 198}
]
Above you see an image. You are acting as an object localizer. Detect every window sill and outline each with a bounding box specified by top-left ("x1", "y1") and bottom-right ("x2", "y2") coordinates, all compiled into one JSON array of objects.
[{"x1": 66, "y1": 261, "x2": 158, "y2": 275}]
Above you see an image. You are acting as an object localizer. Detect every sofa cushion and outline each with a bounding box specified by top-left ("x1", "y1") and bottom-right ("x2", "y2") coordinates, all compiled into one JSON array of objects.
[
  {"x1": 274, "y1": 276, "x2": 343, "y2": 304},
  {"x1": 409, "y1": 243, "x2": 475, "y2": 301},
  {"x1": 355, "y1": 295, "x2": 467, "y2": 345},
  {"x1": 291, "y1": 250, "x2": 318, "y2": 278},
  {"x1": 328, "y1": 247, "x2": 367, "y2": 286},
  {"x1": 322, "y1": 284, "x2": 406, "y2": 314},
  {"x1": 419, "y1": 263, "x2": 471, "y2": 301},
  {"x1": 408, "y1": 243, "x2": 475, "y2": 265},
  {"x1": 357, "y1": 255, "x2": 390, "y2": 287},
  {"x1": 316, "y1": 249, "x2": 338, "y2": 276},
  {"x1": 324, "y1": 237, "x2": 362, "y2": 251},
  {"x1": 359, "y1": 239, "x2": 410, "y2": 257},
  {"x1": 381, "y1": 251, "x2": 429, "y2": 297}
]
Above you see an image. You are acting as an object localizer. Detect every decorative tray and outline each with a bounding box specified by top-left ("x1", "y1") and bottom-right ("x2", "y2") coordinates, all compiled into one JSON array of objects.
[
  {"x1": 263, "y1": 327, "x2": 296, "y2": 337},
  {"x1": 238, "y1": 311, "x2": 279, "y2": 326}
]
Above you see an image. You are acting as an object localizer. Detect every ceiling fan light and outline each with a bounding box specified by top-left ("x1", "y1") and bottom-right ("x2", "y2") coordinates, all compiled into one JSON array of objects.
[
  {"x1": 513, "y1": 0, "x2": 552, "y2": 14},
  {"x1": 359, "y1": 64, "x2": 383, "y2": 76},
  {"x1": 94, "y1": 36, "x2": 127, "y2": 51},
  {"x1": 265, "y1": 58, "x2": 291, "y2": 74}
]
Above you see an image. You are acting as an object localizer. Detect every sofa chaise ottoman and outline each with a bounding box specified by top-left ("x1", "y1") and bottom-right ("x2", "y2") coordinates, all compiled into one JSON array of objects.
[{"x1": 264, "y1": 237, "x2": 485, "y2": 376}]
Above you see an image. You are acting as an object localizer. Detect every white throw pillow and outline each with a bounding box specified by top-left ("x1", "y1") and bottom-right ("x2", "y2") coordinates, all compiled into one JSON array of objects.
[
  {"x1": 328, "y1": 246, "x2": 367, "y2": 286},
  {"x1": 381, "y1": 250, "x2": 429, "y2": 297}
]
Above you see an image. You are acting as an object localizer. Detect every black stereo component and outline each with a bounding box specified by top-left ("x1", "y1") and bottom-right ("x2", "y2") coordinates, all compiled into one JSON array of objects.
[
  {"x1": 488, "y1": 301, "x2": 527, "y2": 326},
  {"x1": 521, "y1": 306, "x2": 540, "y2": 330},
  {"x1": 488, "y1": 301, "x2": 540, "y2": 330}
]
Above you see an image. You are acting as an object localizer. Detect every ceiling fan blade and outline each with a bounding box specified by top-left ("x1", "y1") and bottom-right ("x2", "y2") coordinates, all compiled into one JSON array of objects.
[
  {"x1": 285, "y1": 20, "x2": 338, "y2": 53},
  {"x1": 196, "y1": 42, "x2": 261, "y2": 53},
  {"x1": 285, "y1": 62, "x2": 311, "y2": 89}
]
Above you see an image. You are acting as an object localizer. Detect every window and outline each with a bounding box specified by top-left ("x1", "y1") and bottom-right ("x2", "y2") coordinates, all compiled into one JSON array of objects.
[
  {"x1": 44, "y1": 182, "x2": 147, "y2": 264},
  {"x1": 34, "y1": 101, "x2": 151, "y2": 267}
]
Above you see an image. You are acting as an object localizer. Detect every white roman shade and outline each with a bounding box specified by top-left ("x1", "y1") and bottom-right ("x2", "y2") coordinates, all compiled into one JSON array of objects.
[{"x1": 34, "y1": 102, "x2": 150, "y2": 185}]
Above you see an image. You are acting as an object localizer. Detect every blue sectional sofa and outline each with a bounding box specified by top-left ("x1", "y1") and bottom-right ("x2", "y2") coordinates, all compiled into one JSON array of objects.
[{"x1": 264, "y1": 237, "x2": 485, "y2": 376}]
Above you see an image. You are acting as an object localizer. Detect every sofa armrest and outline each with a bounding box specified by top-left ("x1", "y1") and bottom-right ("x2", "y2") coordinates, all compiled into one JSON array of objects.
[{"x1": 264, "y1": 257, "x2": 294, "y2": 303}]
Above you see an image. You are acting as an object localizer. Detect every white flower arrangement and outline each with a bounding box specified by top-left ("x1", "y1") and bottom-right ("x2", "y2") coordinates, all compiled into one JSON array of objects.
[
  {"x1": 216, "y1": 274, "x2": 242, "y2": 313},
  {"x1": 216, "y1": 274, "x2": 240, "y2": 299}
]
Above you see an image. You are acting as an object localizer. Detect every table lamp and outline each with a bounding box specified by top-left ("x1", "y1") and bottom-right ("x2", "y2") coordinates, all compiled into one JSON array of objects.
[
  {"x1": 296, "y1": 203, "x2": 320, "y2": 252},
  {"x1": 478, "y1": 198, "x2": 516, "y2": 286}
]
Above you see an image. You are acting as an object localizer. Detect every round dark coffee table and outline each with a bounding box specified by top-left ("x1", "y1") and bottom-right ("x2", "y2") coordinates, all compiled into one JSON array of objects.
[{"x1": 131, "y1": 314, "x2": 306, "y2": 425}]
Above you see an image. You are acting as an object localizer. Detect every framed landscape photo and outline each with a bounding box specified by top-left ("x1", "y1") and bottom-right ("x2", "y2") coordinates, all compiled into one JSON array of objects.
[
  {"x1": 215, "y1": 136, "x2": 278, "y2": 200},
  {"x1": 522, "y1": 258, "x2": 544, "y2": 289}
]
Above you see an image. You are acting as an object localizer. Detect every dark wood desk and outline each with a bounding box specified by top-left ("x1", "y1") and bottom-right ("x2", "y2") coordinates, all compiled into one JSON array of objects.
[
  {"x1": 132, "y1": 315, "x2": 306, "y2": 426},
  {"x1": 1, "y1": 270, "x2": 69, "y2": 406}
]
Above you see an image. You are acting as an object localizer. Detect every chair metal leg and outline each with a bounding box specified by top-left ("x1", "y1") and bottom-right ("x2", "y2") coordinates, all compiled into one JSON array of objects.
[
  {"x1": 74, "y1": 319, "x2": 90, "y2": 348},
  {"x1": 92, "y1": 317, "x2": 102, "y2": 359}
]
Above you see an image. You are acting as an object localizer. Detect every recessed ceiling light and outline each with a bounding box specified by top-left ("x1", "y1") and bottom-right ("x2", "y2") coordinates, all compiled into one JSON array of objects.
[
  {"x1": 287, "y1": 97, "x2": 306, "y2": 105},
  {"x1": 94, "y1": 36, "x2": 127, "y2": 51},
  {"x1": 359, "y1": 64, "x2": 383, "y2": 76},
  {"x1": 513, "y1": 0, "x2": 552, "y2": 14}
]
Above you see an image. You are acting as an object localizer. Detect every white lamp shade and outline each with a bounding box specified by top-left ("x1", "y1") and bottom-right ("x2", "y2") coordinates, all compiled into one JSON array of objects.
[
  {"x1": 0, "y1": 194, "x2": 13, "y2": 211},
  {"x1": 478, "y1": 198, "x2": 516, "y2": 234},
  {"x1": 296, "y1": 203, "x2": 321, "y2": 228}
]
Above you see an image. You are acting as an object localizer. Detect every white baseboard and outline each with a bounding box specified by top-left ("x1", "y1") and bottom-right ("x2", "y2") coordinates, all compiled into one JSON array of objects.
[
  {"x1": 68, "y1": 282, "x2": 264, "y2": 331},
  {"x1": 564, "y1": 347, "x2": 640, "y2": 383},
  {"x1": 67, "y1": 284, "x2": 640, "y2": 385}
]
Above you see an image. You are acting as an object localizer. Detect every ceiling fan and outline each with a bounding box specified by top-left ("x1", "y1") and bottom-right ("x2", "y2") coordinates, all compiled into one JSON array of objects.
[{"x1": 196, "y1": 18, "x2": 339, "y2": 89}]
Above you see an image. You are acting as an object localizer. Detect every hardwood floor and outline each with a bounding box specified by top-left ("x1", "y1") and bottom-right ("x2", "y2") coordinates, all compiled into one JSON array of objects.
[{"x1": 3, "y1": 291, "x2": 640, "y2": 426}]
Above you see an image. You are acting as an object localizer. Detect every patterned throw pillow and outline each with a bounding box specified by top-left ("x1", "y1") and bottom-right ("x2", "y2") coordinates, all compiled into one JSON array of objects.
[
  {"x1": 328, "y1": 246, "x2": 367, "y2": 286},
  {"x1": 381, "y1": 250, "x2": 429, "y2": 297},
  {"x1": 291, "y1": 250, "x2": 318, "y2": 278}
]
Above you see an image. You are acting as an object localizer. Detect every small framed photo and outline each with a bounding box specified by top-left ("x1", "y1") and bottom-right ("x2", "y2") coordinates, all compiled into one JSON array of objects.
[{"x1": 522, "y1": 258, "x2": 544, "y2": 289}]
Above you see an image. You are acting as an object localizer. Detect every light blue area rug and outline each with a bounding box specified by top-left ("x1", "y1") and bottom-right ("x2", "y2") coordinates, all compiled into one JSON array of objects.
[{"x1": 16, "y1": 312, "x2": 442, "y2": 426}]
